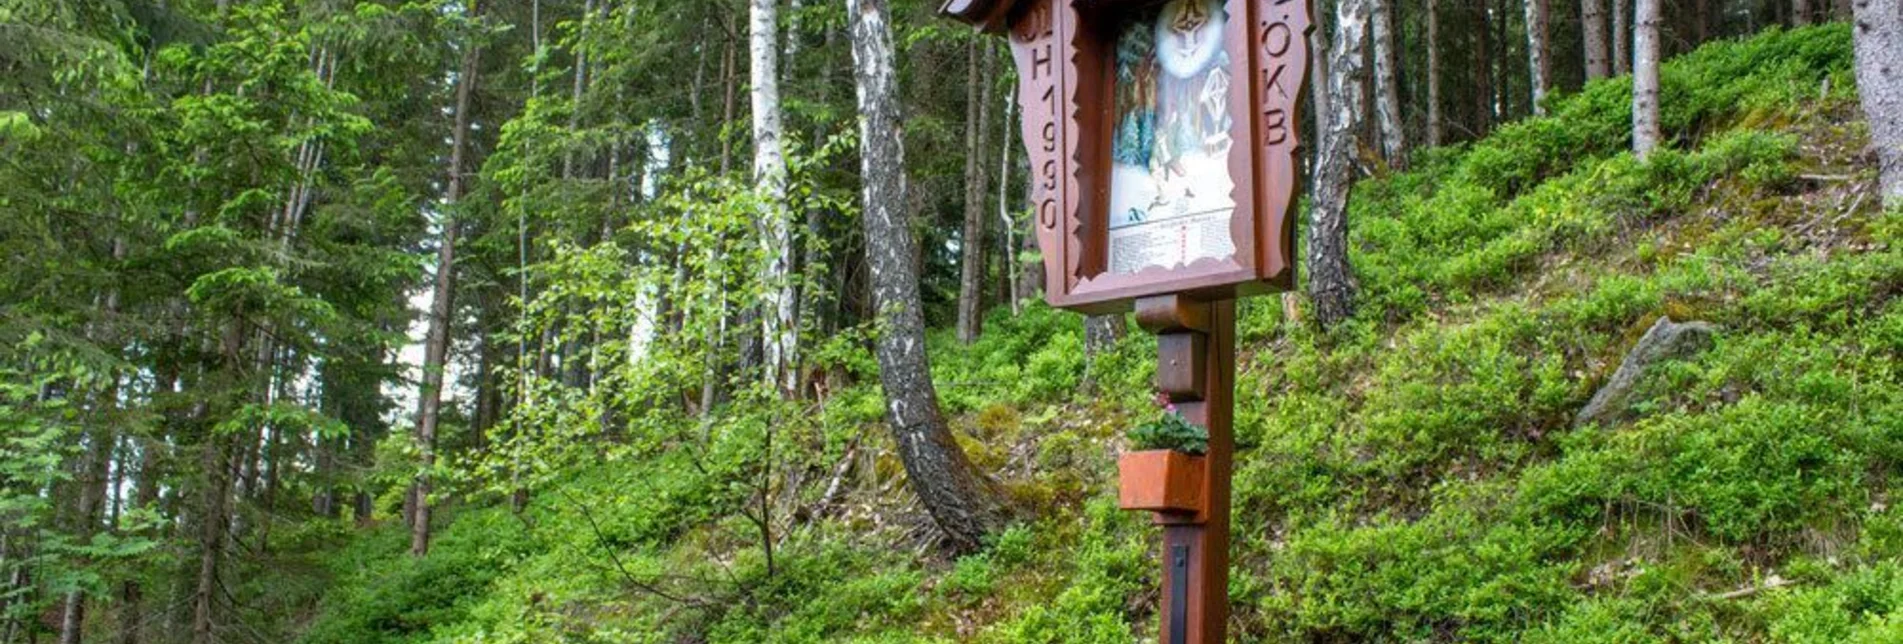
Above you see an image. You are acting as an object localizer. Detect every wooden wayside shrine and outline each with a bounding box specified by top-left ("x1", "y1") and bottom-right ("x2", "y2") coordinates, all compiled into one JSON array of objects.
[{"x1": 942, "y1": 1, "x2": 1311, "y2": 641}]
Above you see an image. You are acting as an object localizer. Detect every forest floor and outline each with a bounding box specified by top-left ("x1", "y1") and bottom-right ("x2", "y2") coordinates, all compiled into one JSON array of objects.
[{"x1": 285, "y1": 24, "x2": 1900, "y2": 643}]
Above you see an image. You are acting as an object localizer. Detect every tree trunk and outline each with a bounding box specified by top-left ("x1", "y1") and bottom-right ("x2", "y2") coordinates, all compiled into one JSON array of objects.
[
  {"x1": 752, "y1": 0, "x2": 798, "y2": 395},
  {"x1": 1371, "y1": 0, "x2": 1407, "y2": 167},
  {"x1": 1312, "y1": 0, "x2": 1370, "y2": 329},
  {"x1": 1309, "y1": 8, "x2": 1334, "y2": 174},
  {"x1": 1633, "y1": 0, "x2": 1662, "y2": 158},
  {"x1": 1853, "y1": 0, "x2": 1903, "y2": 205},
  {"x1": 1476, "y1": 1, "x2": 1495, "y2": 135},
  {"x1": 1794, "y1": 0, "x2": 1813, "y2": 25},
  {"x1": 847, "y1": 0, "x2": 1011, "y2": 554},
  {"x1": 1705, "y1": 0, "x2": 1720, "y2": 43},
  {"x1": 1526, "y1": 0, "x2": 1551, "y2": 114},
  {"x1": 957, "y1": 42, "x2": 991, "y2": 344},
  {"x1": 1083, "y1": 314, "x2": 1126, "y2": 363},
  {"x1": 1426, "y1": 0, "x2": 1443, "y2": 147},
  {"x1": 997, "y1": 75, "x2": 1020, "y2": 315},
  {"x1": 1583, "y1": 0, "x2": 1611, "y2": 80},
  {"x1": 411, "y1": 23, "x2": 482, "y2": 559},
  {"x1": 563, "y1": 0, "x2": 594, "y2": 181},
  {"x1": 1613, "y1": 0, "x2": 1630, "y2": 75},
  {"x1": 191, "y1": 422, "x2": 232, "y2": 644}
]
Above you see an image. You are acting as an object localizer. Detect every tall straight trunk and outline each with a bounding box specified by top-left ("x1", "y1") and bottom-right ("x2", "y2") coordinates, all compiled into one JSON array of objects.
[
  {"x1": 1633, "y1": 0, "x2": 1662, "y2": 158},
  {"x1": 1525, "y1": 0, "x2": 1550, "y2": 114},
  {"x1": 412, "y1": 22, "x2": 482, "y2": 558},
  {"x1": 191, "y1": 442, "x2": 232, "y2": 644},
  {"x1": 1371, "y1": 0, "x2": 1407, "y2": 167},
  {"x1": 1312, "y1": 0, "x2": 1370, "y2": 329},
  {"x1": 192, "y1": 342, "x2": 235, "y2": 644},
  {"x1": 997, "y1": 75, "x2": 1019, "y2": 314},
  {"x1": 720, "y1": 32, "x2": 738, "y2": 177},
  {"x1": 1426, "y1": 0, "x2": 1443, "y2": 147},
  {"x1": 956, "y1": 42, "x2": 991, "y2": 343},
  {"x1": 752, "y1": 0, "x2": 797, "y2": 394},
  {"x1": 847, "y1": 0, "x2": 1011, "y2": 553},
  {"x1": 1613, "y1": 0, "x2": 1630, "y2": 75},
  {"x1": 1853, "y1": 0, "x2": 1903, "y2": 205},
  {"x1": 1833, "y1": 0, "x2": 1851, "y2": 21},
  {"x1": 1583, "y1": 0, "x2": 1611, "y2": 80},
  {"x1": 1794, "y1": 0, "x2": 1813, "y2": 25},
  {"x1": 1491, "y1": 0, "x2": 1507, "y2": 118},
  {"x1": 1476, "y1": 2, "x2": 1495, "y2": 135},
  {"x1": 563, "y1": 0, "x2": 594, "y2": 181},
  {"x1": 1705, "y1": 0, "x2": 1720, "y2": 42}
]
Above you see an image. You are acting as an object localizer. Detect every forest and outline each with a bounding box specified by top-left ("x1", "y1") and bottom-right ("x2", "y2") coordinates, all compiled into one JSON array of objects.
[{"x1": 3, "y1": 0, "x2": 1901, "y2": 642}]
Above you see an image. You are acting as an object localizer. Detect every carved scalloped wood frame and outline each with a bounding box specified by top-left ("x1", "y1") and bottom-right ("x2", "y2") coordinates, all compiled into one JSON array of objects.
[{"x1": 944, "y1": 0, "x2": 1311, "y2": 314}]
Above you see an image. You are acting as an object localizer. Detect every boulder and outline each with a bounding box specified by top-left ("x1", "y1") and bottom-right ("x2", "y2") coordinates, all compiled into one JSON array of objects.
[{"x1": 1574, "y1": 316, "x2": 1718, "y2": 428}]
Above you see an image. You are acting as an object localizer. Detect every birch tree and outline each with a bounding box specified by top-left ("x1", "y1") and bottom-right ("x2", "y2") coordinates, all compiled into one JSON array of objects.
[
  {"x1": 1371, "y1": 0, "x2": 1407, "y2": 167},
  {"x1": 1311, "y1": 0, "x2": 1370, "y2": 329},
  {"x1": 1633, "y1": 0, "x2": 1662, "y2": 158},
  {"x1": 846, "y1": 0, "x2": 1012, "y2": 553},
  {"x1": 1852, "y1": 0, "x2": 1903, "y2": 205},
  {"x1": 752, "y1": 0, "x2": 797, "y2": 393},
  {"x1": 1526, "y1": 0, "x2": 1551, "y2": 114}
]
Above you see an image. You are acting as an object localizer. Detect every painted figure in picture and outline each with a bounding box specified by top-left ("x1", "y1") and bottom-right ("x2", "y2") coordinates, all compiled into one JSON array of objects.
[{"x1": 1109, "y1": 0, "x2": 1235, "y2": 230}]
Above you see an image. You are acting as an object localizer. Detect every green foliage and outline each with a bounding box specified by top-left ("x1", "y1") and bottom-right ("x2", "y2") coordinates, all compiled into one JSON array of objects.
[
  {"x1": 7, "y1": 9, "x2": 1889, "y2": 644},
  {"x1": 1126, "y1": 405, "x2": 1209, "y2": 455}
]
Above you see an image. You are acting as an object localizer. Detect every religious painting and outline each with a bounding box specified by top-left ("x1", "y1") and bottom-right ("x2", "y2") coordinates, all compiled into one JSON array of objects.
[{"x1": 1106, "y1": 0, "x2": 1237, "y2": 276}]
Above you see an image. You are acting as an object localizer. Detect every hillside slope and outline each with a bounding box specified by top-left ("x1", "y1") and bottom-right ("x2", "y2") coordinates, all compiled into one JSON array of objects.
[{"x1": 296, "y1": 24, "x2": 1899, "y2": 643}]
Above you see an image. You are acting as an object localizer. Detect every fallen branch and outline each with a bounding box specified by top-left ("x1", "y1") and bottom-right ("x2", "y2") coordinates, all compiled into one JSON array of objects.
[
  {"x1": 813, "y1": 431, "x2": 864, "y2": 518},
  {"x1": 1701, "y1": 575, "x2": 1795, "y2": 601}
]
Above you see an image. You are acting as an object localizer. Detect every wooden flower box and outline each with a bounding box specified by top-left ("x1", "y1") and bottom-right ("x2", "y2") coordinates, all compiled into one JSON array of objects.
[{"x1": 1117, "y1": 449, "x2": 1206, "y2": 514}]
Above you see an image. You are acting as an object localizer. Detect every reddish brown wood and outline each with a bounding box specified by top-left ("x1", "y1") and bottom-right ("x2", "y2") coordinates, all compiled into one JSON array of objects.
[
  {"x1": 1156, "y1": 333, "x2": 1208, "y2": 400},
  {"x1": 1117, "y1": 450, "x2": 1208, "y2": 513},
  {"x1": 1136, "y1": 294, "x2": 1213, "y2": 334},
  {"x1": 1150, "y1": 300, "x2": 1235, "y2": 643},
  {"x1": 945, "y1": 3, "x2": 1287, "y2": 641},
  {"x1": 971, "y1": 0, "x2": 1311, "y2": 313}
]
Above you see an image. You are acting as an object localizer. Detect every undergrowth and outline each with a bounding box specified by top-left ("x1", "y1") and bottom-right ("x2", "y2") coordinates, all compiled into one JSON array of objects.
[{"x1": 294, "y1": 24, "x2": 1900, "y2": 643}]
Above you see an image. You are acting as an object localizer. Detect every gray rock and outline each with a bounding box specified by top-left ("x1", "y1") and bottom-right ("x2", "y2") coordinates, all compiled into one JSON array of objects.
[{"x1": 1574, "y1": 316, "x2": 1719, "y2": 429}]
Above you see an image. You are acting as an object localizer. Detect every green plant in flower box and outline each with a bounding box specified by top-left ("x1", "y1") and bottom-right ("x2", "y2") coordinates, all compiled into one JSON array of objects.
[{"x1": 1127, "y1": 398, "x2": 1209, "y2": 455}]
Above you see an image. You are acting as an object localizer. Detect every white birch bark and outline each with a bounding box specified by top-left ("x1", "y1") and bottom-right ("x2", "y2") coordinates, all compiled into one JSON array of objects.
[
  {"x1": 752, "y1": 0, "x2": 797, "y2": 395},
  {"x1": 846, "y1": 0, "x2": 1010, "y2": 552},
  {"x1": 1311, "y1": 0, "x2": 1370, "y2": 328},
  {"x1": 1852, "y1": 0, "x2": 1903, "y2": 205},
  {"x1": 1633, "y1": 0, "x2": 1662, "y2": 158},
  {"x1": 1526, "y1": 0, "x2": 1551, "y2": 114},
  {"x1": 1371, "y1": 0, "x2": 1407, "y2": 167}
]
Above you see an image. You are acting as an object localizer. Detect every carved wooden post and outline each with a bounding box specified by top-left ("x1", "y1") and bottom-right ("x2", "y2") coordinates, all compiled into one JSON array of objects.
[
  {"x1": 1137, "y1": 295, "x2": 1234, "y2": 644},
  {"x1": 941, "y1": 2, "x2": 1308, "y2": 640}
]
